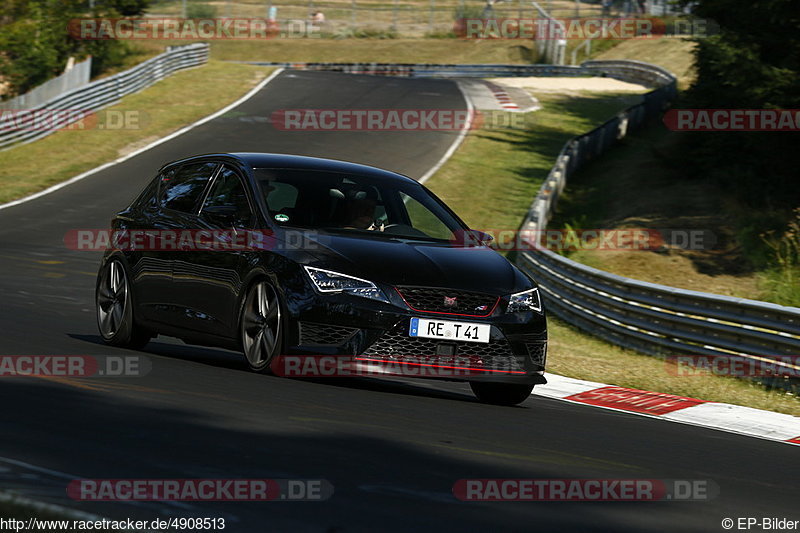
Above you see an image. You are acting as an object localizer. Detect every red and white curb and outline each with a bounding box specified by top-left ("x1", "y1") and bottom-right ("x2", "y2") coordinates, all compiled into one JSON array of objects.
[
  {"x1": 535, "y1": 374, "x2": 800, "y2": 446},
  {"x1": 488, "y1": 84, "x2": 518, "y2": 110},
  {"x1": 485, "y1": 81, "x2": 519, "y2": 110}
]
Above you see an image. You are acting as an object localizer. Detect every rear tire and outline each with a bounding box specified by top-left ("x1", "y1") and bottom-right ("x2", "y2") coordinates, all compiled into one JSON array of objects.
[
  {"x1": 470, "y1": 382, "x2": 534, "y2": 406},
  {"x1": 96, "y1": 259, "x2": 151, "y2": 349}
]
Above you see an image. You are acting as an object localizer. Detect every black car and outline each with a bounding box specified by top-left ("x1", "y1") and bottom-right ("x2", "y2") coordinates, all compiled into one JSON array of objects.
[{"x1": 96, "y1": 153, "x2": 547, "y2": 405}]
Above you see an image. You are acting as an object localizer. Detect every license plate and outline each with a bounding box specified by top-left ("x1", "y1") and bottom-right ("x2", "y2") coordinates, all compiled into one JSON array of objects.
[{"x1": 409, "y1": 317, "x2": 490, "y2": 344}]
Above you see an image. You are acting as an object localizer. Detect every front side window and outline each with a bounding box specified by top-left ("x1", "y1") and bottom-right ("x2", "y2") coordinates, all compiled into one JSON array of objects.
[
  {"x1": 201, "y1": 166, "x2": 253, "y2": 227},
  {"x1": 160, "y1": 161, "x2": 218, "y2": 213},
  {"x1": 264, "y1": 181, "x2": 299, "y2": 213},
  {"x1": 255, "y1": 169, "x2": 465, "y2": 241}
]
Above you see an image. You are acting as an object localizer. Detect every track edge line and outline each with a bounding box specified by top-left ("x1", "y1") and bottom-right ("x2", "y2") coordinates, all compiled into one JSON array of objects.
[{"x1": 0, "y1": 68, "x2": 285, "y2": 212}]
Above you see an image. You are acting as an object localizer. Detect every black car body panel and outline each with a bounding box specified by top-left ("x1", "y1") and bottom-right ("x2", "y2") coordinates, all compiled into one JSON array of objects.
[{"x1": 100, "y1": 153, "x2": 547, "y2": 384}]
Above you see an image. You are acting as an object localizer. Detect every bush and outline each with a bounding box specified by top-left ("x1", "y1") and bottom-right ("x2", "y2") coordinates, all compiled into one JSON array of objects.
[
  {"x1": 678, "y1": 0, "x2": 800, "y2": 209},
  {"x1": 759, "y1": 209, "x2": 800, "y2": 306},
  {"x1": 0, "y1": 0, "x2": 139, "y2": 99},
  {"x1": 329, "y1": 27, "x2": 398, "y2": 39},
  {"x1": 454, "y1": 4, "x2": 484, "y2": 20},
  {"x1": 425, "y1": 30, "x2": 458, "y2": 39},
  {"x1": 107, "y1": 0, "x2": 151, "y2": 16}
]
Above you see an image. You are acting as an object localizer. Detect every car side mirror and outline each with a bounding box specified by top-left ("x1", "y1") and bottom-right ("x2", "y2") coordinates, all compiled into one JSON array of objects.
[
  {"x1": 452, "y1": 229, "x2": 494, "y2": 246},
  {"x1": 203, "y1": 205, "x2": 238, "y2": 225},
  {"x1": 469, "y1": 229, "x2": 494, "y2": 244}
]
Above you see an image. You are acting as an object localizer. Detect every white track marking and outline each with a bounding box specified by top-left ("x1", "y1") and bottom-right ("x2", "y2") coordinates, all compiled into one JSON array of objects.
[
  {"x1": 534, "y1": 374, "x2": 800, "y2": 446},
  {"x1": 0, "y1": 69, "x2": 285, "y2": 212},
  {"x1": 418, "y1": 81, "x2": 474, "y2": 185}
]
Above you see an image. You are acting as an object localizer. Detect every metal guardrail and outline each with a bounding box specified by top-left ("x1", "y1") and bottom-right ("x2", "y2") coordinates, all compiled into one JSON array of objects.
[
  {"x1": 0, "y1": 43, "x2": 210, "y2": 150},
  {"x1": 0, "y1": 57, "x2": 92, "y2": 111},
  {"x1": 511, "y1": 59, "x2": 800, "y2": 391},
  {"x1": 238, "y1": 61, "x2": 592, "y2": 79},
  {"x1": 241, "y1": 60, "x2": 678, "y2": 86}
]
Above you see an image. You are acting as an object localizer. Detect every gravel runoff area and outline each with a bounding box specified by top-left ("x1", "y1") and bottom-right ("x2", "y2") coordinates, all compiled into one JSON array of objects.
[{"x1": 489, "y1": 76, "x2": 648, "y2": 93}]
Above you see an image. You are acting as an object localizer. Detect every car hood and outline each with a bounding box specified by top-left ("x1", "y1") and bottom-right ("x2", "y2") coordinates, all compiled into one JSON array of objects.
[{"x1": 302, "y1": 231, "x2": 532, "y2": 294}]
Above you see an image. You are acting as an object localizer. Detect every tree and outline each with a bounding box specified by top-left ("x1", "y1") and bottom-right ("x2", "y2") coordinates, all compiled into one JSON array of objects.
[
  {"x1": 680, "y1": 0, "x2": 800, "y2": 207},
  {"x1": 0, "y1": 0, "x2": 138, "y2": 98},
  {"x1": 103, "y1": 0, "x2": 151, "y2": 17}
]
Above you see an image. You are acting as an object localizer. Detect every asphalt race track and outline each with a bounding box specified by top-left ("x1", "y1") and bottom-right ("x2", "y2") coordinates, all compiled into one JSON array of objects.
[{"x1": 0, "y1": 71, "x2": 796, "y2": 532}]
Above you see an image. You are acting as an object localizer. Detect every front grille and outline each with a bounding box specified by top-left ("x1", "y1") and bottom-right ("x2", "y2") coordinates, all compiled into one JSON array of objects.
[
  {"x1": 361, "y1": 321, "x2": 524, "y2": 372},
  {"x1": 298, "y1": 322, "x2": 358, "y2": 346},
  {"x1": 396, "y1": 287, "x2": 500, "y2": 317}
]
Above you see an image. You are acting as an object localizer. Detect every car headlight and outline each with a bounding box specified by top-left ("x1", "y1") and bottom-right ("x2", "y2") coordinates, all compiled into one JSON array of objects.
[
  {"x1": 506, "y1": 288, "x2": 542, "y2": 313},
  {"x1": 304, "y1": 266, "x2": 388, "y2": 303}
]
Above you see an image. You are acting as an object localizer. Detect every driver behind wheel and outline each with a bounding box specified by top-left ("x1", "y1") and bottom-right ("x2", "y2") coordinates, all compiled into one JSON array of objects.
[{"x1": 341, "y1": 189, "x2": 383, "y2": 230}]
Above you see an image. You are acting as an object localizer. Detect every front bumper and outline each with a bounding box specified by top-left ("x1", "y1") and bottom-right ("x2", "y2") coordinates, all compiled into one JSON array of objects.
[{"x1": 283, "y1": 289, "x2": 547, "y2": 384}]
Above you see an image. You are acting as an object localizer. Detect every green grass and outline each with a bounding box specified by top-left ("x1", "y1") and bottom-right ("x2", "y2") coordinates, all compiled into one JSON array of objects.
[
  {"x1": 543, "y1": 38, "x2": 799, "y2": 306},
  {"x1": 547, "y1": 318, "x2": 800, "y2": 416},
  {"x1": 425, "y1": 92, "x2": 642, "y2": 234},
  {"x1": 547, "y1": 117, "x2": 800, "y2": 308},
  {"x1": 548, "y1": 120, "x2": 765, "y2": 299},
  {"x1": 592, "y1": 37, "x2": 697, "y2": 89},
  {"x1": 755, "y1": 209, "x2": 800, "y2": 307},
  {"x1": 760, "y1": 268, "x2": 800, "y2": 307},
  {"x1": 0, "y1": 61, "x2": 273, "y2": 204},
  {"x1": 423, "y1": 91, "x2": 800, "y2": 416}
]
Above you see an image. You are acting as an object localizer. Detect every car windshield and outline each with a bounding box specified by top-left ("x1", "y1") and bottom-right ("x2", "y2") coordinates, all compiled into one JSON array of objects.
[{"x1": 254, "y1": 168, "x2": 466, "y2": 241}]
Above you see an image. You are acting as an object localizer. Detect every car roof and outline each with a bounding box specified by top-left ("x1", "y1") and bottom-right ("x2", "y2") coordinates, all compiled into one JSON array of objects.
[{"x1": 162, "y1": 153, "x2": 419, "y2": 185}]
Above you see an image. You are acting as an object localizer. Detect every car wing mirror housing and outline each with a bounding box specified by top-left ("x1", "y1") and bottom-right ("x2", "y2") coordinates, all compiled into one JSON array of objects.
[{"x1": 452, "y1": 229, "x2": 494, "y2": 246}]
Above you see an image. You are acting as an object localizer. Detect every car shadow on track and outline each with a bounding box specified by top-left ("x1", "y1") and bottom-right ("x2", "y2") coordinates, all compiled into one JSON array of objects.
[
  {"x1": 0, "y1": 379, "x2": 685, "y2": 533},
  {"x1": 68, "y1": 333, "x2": 480, "y2": 405},
  {"x1": 69, "y1": 333, "x2": 246, "y2": 370}
]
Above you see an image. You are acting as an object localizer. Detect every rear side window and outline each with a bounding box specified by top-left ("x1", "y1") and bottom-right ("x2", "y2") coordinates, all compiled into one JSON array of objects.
[
  {"x1": 161, "y1": 162, "x2": 218, "y2": 213},
  {"x1": 130, "y1": 173, "x2": 164, "y2": 211}
]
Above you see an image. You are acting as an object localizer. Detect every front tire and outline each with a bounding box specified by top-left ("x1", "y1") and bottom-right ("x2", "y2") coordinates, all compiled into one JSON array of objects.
[
  {"x1": 96, "y1": 258, "x2": 151, "y2": 349},
  {"x1": 470, "y1": 382, "x2": 534, "y2": 406},
  {"x1": 240, "y1": 280, "x2": 283, "y2": 373}
]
